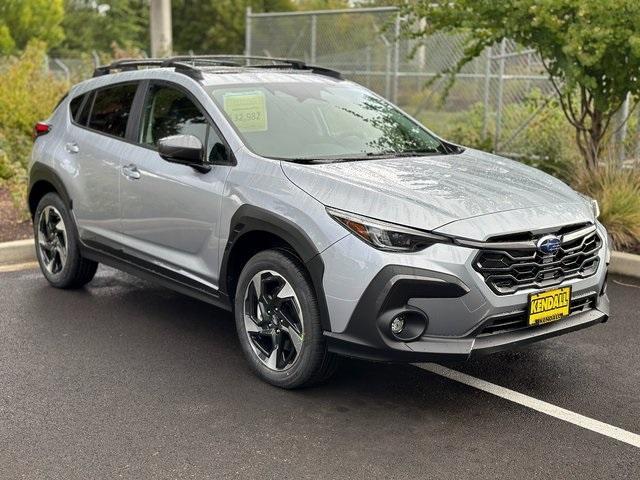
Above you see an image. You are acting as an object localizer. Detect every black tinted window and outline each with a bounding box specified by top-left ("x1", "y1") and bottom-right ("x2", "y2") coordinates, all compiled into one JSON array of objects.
[
  {"x1": 88, "y1": 83, "x2": 137, "y2": 138},
  {"x1": 69, "y1": 94, "x2": 85, "y2": 123},
  {"x1": 139, "y1": 85, "x2": 208, "y2": 148},
  {"x1": 77, "y1": 92, "x2": 93, "y2": 126},
  {"x1": 206, "y1": 126, "x2": 227, "y2": 164}
]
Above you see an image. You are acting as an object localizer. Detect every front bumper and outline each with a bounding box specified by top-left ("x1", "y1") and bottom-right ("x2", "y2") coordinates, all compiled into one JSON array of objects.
[
  {"x1": 320, "y1": 223, "x2": 610, "y2": 363},
  {"x1": 325, "y1": 306, "x2": 608, "y2": 363}
]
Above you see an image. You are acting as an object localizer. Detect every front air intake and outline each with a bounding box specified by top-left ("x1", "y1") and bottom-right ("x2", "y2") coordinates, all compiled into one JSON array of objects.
[{"x1": 473, "y1": 227, "x2": 602, "y2": 295}]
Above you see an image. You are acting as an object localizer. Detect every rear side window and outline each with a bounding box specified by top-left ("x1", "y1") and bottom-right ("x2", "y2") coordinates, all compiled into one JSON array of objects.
[
  {"x1": 87, "y1": 83, "x2": 138, "y2": 138},
  {"x1": 69, "y1": 94, "x2": 85, "y2": 123}
]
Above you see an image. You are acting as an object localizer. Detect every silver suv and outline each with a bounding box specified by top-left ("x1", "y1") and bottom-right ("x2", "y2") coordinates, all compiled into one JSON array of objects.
[{"x1": 29, "y1": 56, "x2": 610, "y2": 388}]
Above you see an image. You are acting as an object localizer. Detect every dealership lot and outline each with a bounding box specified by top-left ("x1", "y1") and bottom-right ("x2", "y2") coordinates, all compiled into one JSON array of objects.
[{"x1": 1, "y1": 266, "x2": 638, "y2": 479}]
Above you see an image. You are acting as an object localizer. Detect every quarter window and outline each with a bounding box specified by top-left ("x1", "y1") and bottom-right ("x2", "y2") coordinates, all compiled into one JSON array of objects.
[
  {"x1": 87, "y1": 83, "x2": 137, "y2": 138},
  {"x1": 69, "y1": 94, "x2": 85, "y2": 123},
  {"x1": 77, "y1": 92, "x2": 93, "y2": 126}
]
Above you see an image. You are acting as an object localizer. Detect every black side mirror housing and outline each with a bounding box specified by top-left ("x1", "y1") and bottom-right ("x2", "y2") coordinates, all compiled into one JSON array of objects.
[{"x1": 158, "y1": 134, "x2": 211, "y2": 173}]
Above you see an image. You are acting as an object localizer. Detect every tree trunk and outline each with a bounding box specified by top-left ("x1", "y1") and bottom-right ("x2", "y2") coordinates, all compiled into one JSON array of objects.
[{"x1": 574, "y1": 109, "x2": 606, "y2": 171}]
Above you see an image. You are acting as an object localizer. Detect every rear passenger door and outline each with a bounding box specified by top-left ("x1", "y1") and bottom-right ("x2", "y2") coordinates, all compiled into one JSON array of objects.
[
  {"x1": 66, "y1": 82, "x2": 139, "y2": 249},
  {"x1": 120, "y1": 81, "x2": 233, "y2": 288}
]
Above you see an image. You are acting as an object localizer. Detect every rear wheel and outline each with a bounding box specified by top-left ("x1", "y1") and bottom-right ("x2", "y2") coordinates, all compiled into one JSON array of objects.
[
  {"x1": 234, "y1": 249, "x2": 338, "y2": 389},
  {"x1": 34, "y1": 193, "x2": 98, "y2": 289}
]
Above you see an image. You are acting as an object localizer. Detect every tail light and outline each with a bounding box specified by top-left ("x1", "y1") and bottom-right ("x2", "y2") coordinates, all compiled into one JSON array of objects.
[{"x1": 33, "y1": 122, "x2": 51, "y2": 140}]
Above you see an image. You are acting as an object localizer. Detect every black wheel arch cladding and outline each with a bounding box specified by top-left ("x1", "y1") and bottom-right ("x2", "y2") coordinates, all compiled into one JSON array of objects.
[
  {"x1": 220, "y1": 204, "x2": 332, "y2": 332},
  {"x1": 28, "y1": 163, "x2": 73, "y2": 218}
]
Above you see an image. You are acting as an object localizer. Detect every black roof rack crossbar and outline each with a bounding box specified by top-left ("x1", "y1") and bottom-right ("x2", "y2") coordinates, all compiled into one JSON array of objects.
[
  {"x1": 93, "y1": 55, "x2": 342, "y2": 80},
  {"x1": 196, "y1": 55, "x2": 342, "y2": 78},
  {"x1": 93, "y1": 58, "x2": 208, "y2": 80}
]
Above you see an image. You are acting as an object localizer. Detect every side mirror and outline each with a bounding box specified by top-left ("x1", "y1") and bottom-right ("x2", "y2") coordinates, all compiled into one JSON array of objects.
[{"x1": 158, "y1": 134, "x2": 211, "y2": 173}]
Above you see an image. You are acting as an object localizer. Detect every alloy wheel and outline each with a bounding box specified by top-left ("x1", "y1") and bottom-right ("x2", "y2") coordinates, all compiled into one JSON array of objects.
[
  {"x1": 37, "y1": 206, "x2": 68, "y2": 275},
  {"x1": 242, "y1": 270, "x2": 304, "y2": 371}
]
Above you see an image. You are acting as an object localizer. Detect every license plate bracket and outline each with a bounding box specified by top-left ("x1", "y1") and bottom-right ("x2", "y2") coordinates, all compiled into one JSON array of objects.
[{"x1": 528, "y1": 286, "x2": 572, "y2": 326}]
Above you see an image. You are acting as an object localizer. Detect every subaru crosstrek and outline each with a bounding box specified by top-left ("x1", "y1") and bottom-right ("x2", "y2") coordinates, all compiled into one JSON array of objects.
[{"x1": 28, "y1": 56, "x2": 610, "y2": 388}]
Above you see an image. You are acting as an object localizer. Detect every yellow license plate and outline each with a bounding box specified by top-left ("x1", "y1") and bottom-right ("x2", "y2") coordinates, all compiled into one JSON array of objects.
[{"x1": 528, "y1": 286, "x2": 572, "y2": 326}]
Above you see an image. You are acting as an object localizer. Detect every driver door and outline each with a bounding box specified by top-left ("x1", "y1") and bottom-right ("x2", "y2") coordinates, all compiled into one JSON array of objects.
[{"x1": 120, "y1": 81, "x2": 232, "y2": 288}]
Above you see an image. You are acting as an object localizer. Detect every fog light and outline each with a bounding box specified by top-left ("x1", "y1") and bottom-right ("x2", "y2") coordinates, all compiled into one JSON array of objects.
[{"x1": 390, "y1": 316, "x2": 405, "y2": 334}]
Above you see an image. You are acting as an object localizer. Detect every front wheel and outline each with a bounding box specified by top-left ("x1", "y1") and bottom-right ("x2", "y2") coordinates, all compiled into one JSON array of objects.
[{"x1": 234, "y1": 250, "x2": 337, "y2": 389}]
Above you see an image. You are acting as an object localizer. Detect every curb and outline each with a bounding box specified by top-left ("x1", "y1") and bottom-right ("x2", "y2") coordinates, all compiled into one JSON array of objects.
[
  {"x1": 0, "y1": 239, "x2": 36, "y2": 265},
  {"x1": 0, "y1": 238, "x2": 638, "y2": 279},
  {"x1": 610, "y1": 251, "x2": 640, "y2": 279}
]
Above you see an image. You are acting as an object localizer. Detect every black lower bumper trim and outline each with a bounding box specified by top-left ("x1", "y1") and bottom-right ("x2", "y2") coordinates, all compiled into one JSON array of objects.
[{"x1": 325, "y1": 308, "x2": 608, "y2": 363}]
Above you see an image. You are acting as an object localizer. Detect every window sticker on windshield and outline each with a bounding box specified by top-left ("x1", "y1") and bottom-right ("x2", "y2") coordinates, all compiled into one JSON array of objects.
[{"x1": 223, "y1": 91, "x2": 267, "y2": 132}]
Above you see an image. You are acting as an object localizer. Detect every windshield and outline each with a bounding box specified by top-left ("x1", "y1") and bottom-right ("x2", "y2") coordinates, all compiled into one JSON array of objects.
[{"x1": 207, "y1": 81, "x2": 446, "y2": 161}]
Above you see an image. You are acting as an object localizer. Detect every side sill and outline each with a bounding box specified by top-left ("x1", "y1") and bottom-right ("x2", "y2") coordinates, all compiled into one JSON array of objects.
[{"x1": 80, "y1": 243, "x2": 232, "y2": 312}]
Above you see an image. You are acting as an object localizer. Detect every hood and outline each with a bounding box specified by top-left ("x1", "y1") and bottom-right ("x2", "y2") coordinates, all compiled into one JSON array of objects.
[{"x1": 281, "y1": 148, "x2": 593, "y2": 236}]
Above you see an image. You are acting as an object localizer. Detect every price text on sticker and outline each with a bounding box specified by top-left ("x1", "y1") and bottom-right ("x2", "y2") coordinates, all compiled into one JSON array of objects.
[{"x1": 223, "y1": 91, "x2": 268, "y2": 132}]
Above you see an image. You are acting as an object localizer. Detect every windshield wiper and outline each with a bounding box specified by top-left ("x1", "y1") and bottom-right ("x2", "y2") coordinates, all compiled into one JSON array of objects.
[
  {"x1": 287, "y1": 149, "x2": 446, "y2": 164},
  {"x1": 390, "y1": 150, "x2": 441, "y2": 157}
]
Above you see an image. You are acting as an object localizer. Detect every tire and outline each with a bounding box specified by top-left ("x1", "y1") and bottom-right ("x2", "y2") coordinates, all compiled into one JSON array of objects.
[
  {"x1": 33, "y1": 192, "x2": 98, "y2": 289},
  {"x1": 234, "y1": 249, "x2": 338, "y2": 389}
]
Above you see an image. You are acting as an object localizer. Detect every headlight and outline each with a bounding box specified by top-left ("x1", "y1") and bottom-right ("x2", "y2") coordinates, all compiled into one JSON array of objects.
[
  {"x1": 578, "y1": 193, "x2": 600, "y2": 219},
  {"x1": 591, "y1": 198, "x2": 600, "y2": 218},
  {"x1": 326, "y1": 207, "x2": 451, "y2": 252}
]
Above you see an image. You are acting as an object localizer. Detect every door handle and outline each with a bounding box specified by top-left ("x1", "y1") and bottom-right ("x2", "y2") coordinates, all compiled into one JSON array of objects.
[
  {"x1": 65, "y1": 142, "x2": 79, "y2": 154},
  {"x1": 122, "y1": 164, "x2": 141, "y2": 180}
]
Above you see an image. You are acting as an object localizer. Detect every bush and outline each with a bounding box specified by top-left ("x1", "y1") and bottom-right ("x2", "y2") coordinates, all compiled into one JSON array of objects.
[
  {"x1": 574, "y1": 166, "x2": 640, "y2": 250},
  {"x1": 413, "y1": 96, "x2": 639, "y2": 252},
  {"x1": 413, "y1": 92, "x2": 580, "y2": 182},
  {"x1": 0, "y1": 41, "x2": 68, "y2": 217}
]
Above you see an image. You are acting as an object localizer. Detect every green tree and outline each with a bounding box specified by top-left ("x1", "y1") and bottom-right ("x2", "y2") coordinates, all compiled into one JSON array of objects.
[
  {"x1": 0, "y1": 0, "x2": 65, "y2": 53},
  {"x1": 403, "y1": 0, "x2": 640, "y2": 170},
  {"x1": 55, "y1": 0, "x2": 148, "y2": 55},
  {"x1": 172, "y1": 0, "x2": 296, "y2": 55}
]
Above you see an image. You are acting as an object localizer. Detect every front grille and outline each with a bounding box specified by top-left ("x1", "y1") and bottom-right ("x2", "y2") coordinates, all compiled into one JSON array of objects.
[
  {"x1": 478, "y1": 293, "x2": 597, "y2": 336},
  {"x1": 473, "y1": 227, "x2": 602, "y2": 295}
]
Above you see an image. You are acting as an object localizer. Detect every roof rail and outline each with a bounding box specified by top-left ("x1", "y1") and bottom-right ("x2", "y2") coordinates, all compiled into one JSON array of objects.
[
  {"x1": 93, "y1": 58, "x2": 207, "y2": 80},
  {"x1": 93, "y1": 55, "x2": 342, "y2": 80},
  {"x1": 200, "y1": 55, "x2": 342, "y2": 78}
]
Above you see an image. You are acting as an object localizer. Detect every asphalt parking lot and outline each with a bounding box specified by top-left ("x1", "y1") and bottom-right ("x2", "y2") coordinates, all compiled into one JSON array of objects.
[{"x1": 1, "y1": 266, "x2": 639, "y2": 479}]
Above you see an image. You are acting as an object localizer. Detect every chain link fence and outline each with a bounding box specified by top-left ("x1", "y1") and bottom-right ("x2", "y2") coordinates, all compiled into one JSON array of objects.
[
  {"x1": 37, "y1": 7, "x2": 639, "y2": 166},
  {"x1": 246, "y1": 6, "x2": 639, "y2": 166}
]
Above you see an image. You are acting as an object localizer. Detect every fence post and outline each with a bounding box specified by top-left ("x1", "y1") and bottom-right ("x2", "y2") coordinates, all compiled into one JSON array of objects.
[
  {"x1": 494, "y1": 39, "x2": 507, "y2": 151},
  {"x1": 616, "y1": 93, "x2": 630, "y2": 164},
  {"x1": 310, "y1": 14, "x2": 317, "y2": 64},
  {"x1": 91, "y1": 50, "x2": 100, "y2": 69},
  {"x1": 53, "y1": 58, "x2": 70, "y2": 82},
  {"x1": 635, "y1": 108, "x2": 640, "y2": 165},
  {"x1": 482, "y1": 46, "x2": 492, "y2": 141},
  {"x1": 385, "y1": 44, "x2": 392, "y2": 100},
  {"x1": 245, "y1": 7, "x2": 252, "y2": 58},
  {"x1": 392, "y1": 12, "x2": 401, "y2": 104},
  {"x1": 365, "y1": 46, "x2": 372, "y2": 88}
]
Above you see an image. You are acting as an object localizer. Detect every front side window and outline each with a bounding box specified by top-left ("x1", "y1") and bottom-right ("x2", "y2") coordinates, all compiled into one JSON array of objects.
[
  {"x1": 140, "y1": 84, "x2": 227, "y2": 164},
  {"x1": 207, "y1": 81, "x2": 445, "y2": 161},
  {"x1": 139, "y1": 85, "x2": 208, "y2": 148},
  {"x1": 87, "y1": 83, "x2": 137, "y2": 138}
]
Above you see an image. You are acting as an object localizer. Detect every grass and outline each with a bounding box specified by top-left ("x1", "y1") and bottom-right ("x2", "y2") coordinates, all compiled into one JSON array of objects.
[{"x1": 575, "y1": 166, "x2": 640, "y2": 250}]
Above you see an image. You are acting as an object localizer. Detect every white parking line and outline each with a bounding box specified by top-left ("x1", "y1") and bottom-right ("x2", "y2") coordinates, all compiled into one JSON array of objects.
[{"x1": 417, "y1": 362, "x2": 640, "y2": 449}]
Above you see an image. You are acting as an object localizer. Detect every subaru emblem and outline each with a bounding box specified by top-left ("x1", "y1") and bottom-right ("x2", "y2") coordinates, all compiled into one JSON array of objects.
[{"x1": 536, "y1": 235, "x2": 561, "y2": 255}]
